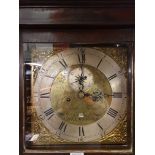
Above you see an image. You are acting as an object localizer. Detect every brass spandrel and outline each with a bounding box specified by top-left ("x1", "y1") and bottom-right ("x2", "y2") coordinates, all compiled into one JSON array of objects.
[
  {"x1": 100, "y1": 115, "x2": 127, "y2": 144},
  {"x1": 95, "y1": 47, "x2": 128, "y2": 77}
]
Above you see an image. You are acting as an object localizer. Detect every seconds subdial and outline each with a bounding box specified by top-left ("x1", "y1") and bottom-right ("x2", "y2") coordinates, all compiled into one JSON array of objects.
[{"x1": 68, "y1": 65, "x2": 94, "y2": 92}]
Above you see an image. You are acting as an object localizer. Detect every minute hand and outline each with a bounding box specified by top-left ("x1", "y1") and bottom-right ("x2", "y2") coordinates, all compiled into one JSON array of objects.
[
  {"x1": 104, "y1": 94, "x2": 114, "y2": 97},
  {"x1": 78, "y1": 76, "x2": 86, "y2": 92},
  {"x1": 81, "y1": 65, "x2": 84, "y2": 77}
]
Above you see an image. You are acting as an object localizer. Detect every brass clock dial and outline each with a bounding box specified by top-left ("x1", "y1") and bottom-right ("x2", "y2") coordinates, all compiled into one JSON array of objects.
[{"x1": 33, "y1": 47, "x2": 127, "y2": 142}]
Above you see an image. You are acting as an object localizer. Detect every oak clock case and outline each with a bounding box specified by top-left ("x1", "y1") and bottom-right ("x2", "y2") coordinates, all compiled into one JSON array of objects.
[{"x1": 24, "y1": 44, "x2": 128, "y2": 148}]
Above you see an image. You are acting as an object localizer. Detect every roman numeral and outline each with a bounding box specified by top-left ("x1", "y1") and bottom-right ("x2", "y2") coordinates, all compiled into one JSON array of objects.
[
  {"x1": 59, "y1": 59, "x2": 68, "y2": 69},
  {"x1": 97, "y1": 123, "x2": 103, "y2": 131},
  {"x1": 107, "y1": 108, "x2": 118, "y2": 118},
  {"x1": 44, "y1": 108, "x2": 54, "y2": 120},
  {"x1": 108, "y1": 73, "x2": 117, "y2": 81},
  {"x1": 78, "y1": 48, "x2": 85, "y2": 64},
  {"x1": 40, "y1": 92, "x2": 50, "y2": 98},
  {"x1": 97, "y1": 58, "x2": 103, "y2": 68},
  {"x1": 79, "y1": 126, "x2": 85, "y2": 136},
  {"x1": 112, "y1": 92, "x2": 122, "y2": 98},
  {"x1": 45, "y1": 74, "x2": 54, "y2": 79},
  {"x1": 58, "y1": 121, "x2": 67, "y2": 132}
]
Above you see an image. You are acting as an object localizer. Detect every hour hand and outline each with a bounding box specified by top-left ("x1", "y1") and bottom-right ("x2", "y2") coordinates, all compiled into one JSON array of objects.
[
  {"x1": 84, "y1": 90, "x2": 103, "y2": 102},
  {"x1": 71, "y1": 75, "x2": 82, "y2": 84},
  {"x1": 92, "y1": 91, "x2": 103, "y2": 101},
  {"x1": 104, "y1": 93, "x2": 113, "y2": 97}
]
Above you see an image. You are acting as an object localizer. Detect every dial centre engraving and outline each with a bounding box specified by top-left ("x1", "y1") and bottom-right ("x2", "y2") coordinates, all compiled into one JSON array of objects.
[{"x1": 50, "y1": 65, "x2": 112, "y2": 125}]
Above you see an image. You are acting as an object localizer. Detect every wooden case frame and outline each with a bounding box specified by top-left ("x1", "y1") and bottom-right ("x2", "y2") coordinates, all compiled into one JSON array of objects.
[{"x1": 19, "y1": 0, "x2": 135, "y2": 155}]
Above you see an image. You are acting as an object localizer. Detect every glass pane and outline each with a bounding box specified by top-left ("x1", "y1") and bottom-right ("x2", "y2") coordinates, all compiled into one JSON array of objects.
[{"x1": 23, "y1": 43, "x2": 128, "y2": 147}]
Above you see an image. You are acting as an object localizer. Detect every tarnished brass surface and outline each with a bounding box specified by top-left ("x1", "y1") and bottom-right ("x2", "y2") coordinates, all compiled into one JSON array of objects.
[{"x1": 51, "y1": 64, "x2": 112, "y2": 125}]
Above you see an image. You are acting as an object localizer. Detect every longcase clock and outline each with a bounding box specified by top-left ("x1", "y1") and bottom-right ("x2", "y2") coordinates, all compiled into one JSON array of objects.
[{"x1": 19, "y1": 0, "x2": 135, "y2": 155}]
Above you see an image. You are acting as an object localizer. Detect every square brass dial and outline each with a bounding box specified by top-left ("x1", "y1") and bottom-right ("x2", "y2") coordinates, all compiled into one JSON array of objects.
[{"x1": 24, "y1": 43, "x2": 129, "y2": 147}]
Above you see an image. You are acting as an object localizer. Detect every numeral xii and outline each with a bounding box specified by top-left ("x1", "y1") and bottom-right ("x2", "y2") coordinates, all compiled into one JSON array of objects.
[{"x1": 78, "y1": 48, "x2": 85, "y2": 64}]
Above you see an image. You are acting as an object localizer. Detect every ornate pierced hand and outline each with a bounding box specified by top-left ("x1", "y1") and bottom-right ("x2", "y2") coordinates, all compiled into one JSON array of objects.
[{"x1": 83, "y1": 90, "x2": 104, "y2": 102}]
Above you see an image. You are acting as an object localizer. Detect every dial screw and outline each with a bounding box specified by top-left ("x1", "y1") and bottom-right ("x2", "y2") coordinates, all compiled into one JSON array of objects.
[{"x1": 66, "y1": 97, "x2": 71, "y2": 102}]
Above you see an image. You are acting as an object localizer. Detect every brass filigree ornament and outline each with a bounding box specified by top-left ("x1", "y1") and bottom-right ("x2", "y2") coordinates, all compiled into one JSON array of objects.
[
  {"x1": 100, "y1": 115, "x2": 127, "y2": 144},
  {"x1": 25, "y1": 44, "x2": 128, "y2": 145}
]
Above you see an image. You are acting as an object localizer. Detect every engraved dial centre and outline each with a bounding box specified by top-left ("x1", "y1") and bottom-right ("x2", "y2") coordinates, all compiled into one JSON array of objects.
[{"x1": 50, "y1": 65, "x2": 112, "y2": 125}]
